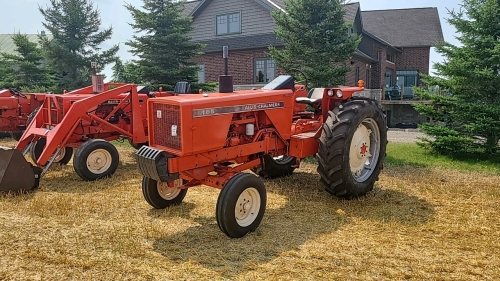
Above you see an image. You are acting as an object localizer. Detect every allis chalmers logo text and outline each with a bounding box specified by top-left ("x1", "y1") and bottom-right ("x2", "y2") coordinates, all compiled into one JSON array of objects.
[{"x1": 193, "y1": 101, "x2": 285, "y2": 117}]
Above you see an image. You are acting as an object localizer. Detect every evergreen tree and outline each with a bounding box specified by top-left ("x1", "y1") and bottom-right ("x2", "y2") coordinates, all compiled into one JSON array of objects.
[
  {"x1": 0, "y1": 33, "x2": 56, "y2": 92},
  {"x1": 111, "y1": 58, "x2": 143, "y2": 84},
  {"x1": 38, "y1": 0, "x2": 119, "y2": 90},
  {"x1": 414, "y1": 0, "x2": 500, "y2": 155},
  {"x1": 125, "y1": 0, "x2": 205, "y2": 89},
  {"x1": 269, "y1": 0, "x2": 360, "y2": 87}
]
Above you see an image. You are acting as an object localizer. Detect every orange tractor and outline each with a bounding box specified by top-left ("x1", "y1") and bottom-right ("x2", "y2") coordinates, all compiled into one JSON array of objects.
[
  {"x1": 0, "y1": 75, "x2": 190, "y2": 192},
  {"x1": 0, "y1": 88, "x2": 47, "y2": 140},
  {"x1": 133, "y1": 74, "x2": 388, "y2": 238}
]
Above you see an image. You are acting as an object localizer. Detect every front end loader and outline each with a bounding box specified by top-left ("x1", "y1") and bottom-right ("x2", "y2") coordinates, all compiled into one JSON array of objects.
[
  {"x1": 135, "y1": 75, "x2": 387, "y2": 238},
  {"x1": 0, "y1": 77, "x2": 183, "y2": 193}
]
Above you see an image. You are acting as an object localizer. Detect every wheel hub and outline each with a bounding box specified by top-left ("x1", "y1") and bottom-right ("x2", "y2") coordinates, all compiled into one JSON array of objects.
[
  {"x1": 157, "y1": 179, "x2": 183, "y2": 200},
  {"x1": 348, "y1": 118, "x2": 381, "y2": 182},
  {"x1": 54, "y1": 147, "x2": 66, "y2": 162},
  {"x1": 86, "y1": 149, "x2": 112, "y2": 173},
  {"x1": 235, "y1": 187, "x2": 261, "y2": 227}
]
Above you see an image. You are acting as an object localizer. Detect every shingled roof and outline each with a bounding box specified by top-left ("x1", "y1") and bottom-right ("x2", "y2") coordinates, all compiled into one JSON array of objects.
[
  {"x1": 361, "y1": 7, "x2": 444, "y2": 47},
  {"x1": 0, "y1": 34, "x2": 52, "y2": 56}
]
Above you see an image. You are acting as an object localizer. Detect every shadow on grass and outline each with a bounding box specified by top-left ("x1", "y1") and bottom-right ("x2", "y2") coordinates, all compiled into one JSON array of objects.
[{"x1": 151, "y1": 170, "x2": 435, "y2": 278}]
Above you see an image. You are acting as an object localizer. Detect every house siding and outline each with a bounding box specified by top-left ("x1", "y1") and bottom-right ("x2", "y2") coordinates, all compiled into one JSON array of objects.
[
  {"x1": 395, "y1": 47, "x2": 430, "y2": 86},
  {"x1": 189, "y1": 0, "x2": 277, "y2": 42},
  {"x1": 345, "y1": 61, "x2": 370, "y2": 87}
]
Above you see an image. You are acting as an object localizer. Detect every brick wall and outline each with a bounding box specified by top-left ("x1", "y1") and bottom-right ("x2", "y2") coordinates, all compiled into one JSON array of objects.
[
  {"x1": 192, "y1": 48, "x2": 282, "y2": 84},
  {"x1": 395, "y1": 47, "x2": 430, "y2": 86},
  {"x1": 344, "y1": 60, "x2": 371, "y2": 87}
]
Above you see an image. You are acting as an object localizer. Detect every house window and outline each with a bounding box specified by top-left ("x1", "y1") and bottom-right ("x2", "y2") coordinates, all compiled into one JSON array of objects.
[
  {"x1": 216, "y1": 12, "x2": 241, "y2": 35},
  {"x1": 386, "y1": 53, "x2": 395, "y2": 63},
  {"x1": 355, "y1": 67, "x2": 360, "y2": 85},
  {"x1": 385, "y1": 68, "x2": 394, "y2": 88},
  {"x1": 254, "y1": 58, "x2": 276, "y2": 83},
  {"x1": 365, "y1": 69, "x2": 370, "y2": 88},
  {"x1": 396, "y1": 70, "x2": 419, "y2": 87},
  {"x1": 197, "y1": 64, "x2": 205, "y2": 83}
]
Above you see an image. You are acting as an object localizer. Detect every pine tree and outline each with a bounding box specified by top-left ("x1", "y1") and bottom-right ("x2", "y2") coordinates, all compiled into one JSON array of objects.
[
  {"x1": 0, "y1": 33, "x2": 56, "y2": 92},
  {"x1": 111, "y1": 58, "x2": 143, "y2": 84},
  {"x1": 269, "y1": 0, "x2": 360, "y2": 87},
  {"x1": 414, "y1": 0, "x2": 500, "y2": 155},
  {"x1": 38, "y1": 0, "x2": 119, "y2": 90},
  {"x1": 125, "y1": 0, "x2": 205, "y2": 89}
]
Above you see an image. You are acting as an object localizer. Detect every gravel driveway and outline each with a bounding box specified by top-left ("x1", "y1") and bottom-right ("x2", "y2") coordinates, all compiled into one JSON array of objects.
[{"x1": 387, "y1": 129, "x2": 429, "y2": 143}]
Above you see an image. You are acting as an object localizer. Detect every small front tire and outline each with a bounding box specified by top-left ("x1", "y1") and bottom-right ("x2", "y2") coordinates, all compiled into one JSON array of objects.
[
  {"x1": 73, "y1": 139, "x2": 119, "y2": 181},
  {"x1": 216, "y1": 173, "x2": 266, "y2": 238},
  {"x1": 30, "y1": 137, "x2": 73, "y2": 165},
  {"x1": 142, "y1": 177, "x2": 187, "y2": 209}
]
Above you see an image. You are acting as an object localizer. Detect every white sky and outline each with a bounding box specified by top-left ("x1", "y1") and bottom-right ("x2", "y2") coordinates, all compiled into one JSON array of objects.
[{"x1": 0, "y1": 0, "x2": 462, "y2": 78}]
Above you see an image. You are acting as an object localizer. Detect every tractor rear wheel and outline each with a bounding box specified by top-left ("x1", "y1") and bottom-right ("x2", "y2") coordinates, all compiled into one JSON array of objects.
[
  {"x1": 30, "y1": 138, "x2": 73, "y2": 165},
  {"x1": 142, "y1": 177, "x2": 187, "y2": 209},
  {"x1": 73, "y1": 139, "x2": 119, "y2": 181},
  {"x1": 216, "y1": 173, "x2": 266, "y2": 238},
  {"x1": 316, "y1": 98, "x2": 387, "y2": 199},
  {"x1": 252, "y1": 154, "x2": 296, "y2": 178}
]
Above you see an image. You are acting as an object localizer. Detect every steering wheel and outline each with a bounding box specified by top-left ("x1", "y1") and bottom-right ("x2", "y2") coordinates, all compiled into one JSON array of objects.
[{"x1": 287, "y1": 68, "x2": 309, "y2": 90}]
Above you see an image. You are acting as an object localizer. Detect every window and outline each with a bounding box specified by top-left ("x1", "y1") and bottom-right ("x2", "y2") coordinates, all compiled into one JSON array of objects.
[
  {"x1": 385, "y1": 68, "x2": 394, "y2": 88},
  {"x1": 355, "y1": 67, "x2": 360, "y2": 85},
  {"x1": 386, "y1": 53, "x2": 395, "y2": 63},
  {"x1": 254, "y1": 58, "x2": 276, "y2": 83},
  {"x1": 216, "y1": 12, "x2": 241, "y2": 35},
  {"x1": 396, "y1": 70, "x2": 419, "y2": 87},
  {"x1": 197, "y1": 64, "x2": 205, "y2": 83}
]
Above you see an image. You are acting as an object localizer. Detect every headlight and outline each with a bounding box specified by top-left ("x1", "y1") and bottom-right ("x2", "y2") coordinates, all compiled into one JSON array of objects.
[
  {"x1": 336, "y1": 90, "x2": 343, "y2": 98},
  {"x1": 327, "y1": 89, "x2": 334, "y2": 96}
]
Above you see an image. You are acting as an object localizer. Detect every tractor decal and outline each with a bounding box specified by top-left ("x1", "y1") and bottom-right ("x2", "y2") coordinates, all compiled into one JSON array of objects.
[{"x1": 192, "y1": 101, "x2": 285, "y2": 117}]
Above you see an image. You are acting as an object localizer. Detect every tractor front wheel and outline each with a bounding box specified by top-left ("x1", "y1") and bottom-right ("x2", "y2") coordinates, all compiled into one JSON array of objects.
[
  {"x1": 316, "y1": 98, "x2": 387, "y2": 199},
  {"x1": 142, "y1": 177, "x2": 187, "y2": 209},
  {"x1": 30, "y1": 138, "x2": 73, "y2": 165},
  {"x1": 216, "y1": 173, "x2": 266, "y2": 238},
  {"x1": 73, "y1": 139, "x2": 119, "y2": 181},
  {"x1": 252, "y1": 154, "x2": 296, "y2": 178}
]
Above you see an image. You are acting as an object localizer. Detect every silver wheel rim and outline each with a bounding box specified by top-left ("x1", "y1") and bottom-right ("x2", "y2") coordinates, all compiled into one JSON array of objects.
[
  {"x1": 235, "y1": 187, "x2": 261, "y2": 227},
  {"x1": 349, "y1": 118, "x2": 381, "y2": 182},
  {"x1": 54, "y1": 147, "x2": 66, "y2": 162},
  {"x1": 157, "y1": 179, "x2": 183, "y2": 200},
  {"x1": 86, "y1": 149, "x2": 112, "y2": 174}
]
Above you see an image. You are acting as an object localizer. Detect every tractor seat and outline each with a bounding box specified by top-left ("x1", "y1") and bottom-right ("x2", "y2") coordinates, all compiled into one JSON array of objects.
[
  {"x1": 295, "y1": 88, "x2": 325, "y2": 106},
  {"x1": 174, "y1": 81, "x2": 191, "y2": 94}
]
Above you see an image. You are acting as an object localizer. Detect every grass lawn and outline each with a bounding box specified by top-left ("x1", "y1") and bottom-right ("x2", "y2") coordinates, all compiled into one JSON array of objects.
[{"x1": 0, "y1": 139, "x2": 498, "y2": 280}]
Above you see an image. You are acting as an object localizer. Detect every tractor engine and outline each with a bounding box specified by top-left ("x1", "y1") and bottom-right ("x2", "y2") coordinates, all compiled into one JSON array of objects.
[{"x1": 225, "y1": 113, "x2": 256, "y2": 147}]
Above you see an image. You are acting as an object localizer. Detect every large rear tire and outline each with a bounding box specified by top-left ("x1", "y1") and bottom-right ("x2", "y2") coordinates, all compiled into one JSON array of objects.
[
  {"x1": 316, "y1": 98, "x2": 387, "y2": 199},
  {"x1": 142, "y1": 177, "x2": 187, "y2": 209},
  {"x1": 30, "y1": 138, "x2": 73, "y2": 165},
  {"x1": 73, "y1": 139, "x2": 119, "y2": 181},
  {"x1": 252, "y1": 154, "x2": 296, "y2": 178},
  {"x1": 216, "y1": 173, "x2": 266, "y2": 238}
]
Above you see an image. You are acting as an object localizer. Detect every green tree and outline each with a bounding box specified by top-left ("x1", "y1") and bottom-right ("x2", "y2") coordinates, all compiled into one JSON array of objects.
[
  {"x1": 0, "y1": 33, "x2": 56, "y2": 92},
  {"x1": 38, "y1": 0, "x2": 119, "y2": 91},
  {"x1": 414, "y1": 0, "x2": 500, "y2": 155},
  {"x1": 268, "y1": 0, "x2": 360, "y2": 87},
  {"x1": 111, "y1": 58, "x2": 143, "y2": 84},
  {"x1": 125, "y1": 0, "x2": 205, "y2": 90}
]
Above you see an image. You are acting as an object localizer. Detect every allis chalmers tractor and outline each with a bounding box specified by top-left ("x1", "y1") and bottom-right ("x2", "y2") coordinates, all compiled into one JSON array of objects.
[
  {"x1": 133, "y1": 74, "x2": 388, "y2": 238},
  {"x1": 0, "y1": 76, "x2": 188, "y2": 192},
  {"x1": 0, "y1": 88, "x2": 47, "y2": 140}
]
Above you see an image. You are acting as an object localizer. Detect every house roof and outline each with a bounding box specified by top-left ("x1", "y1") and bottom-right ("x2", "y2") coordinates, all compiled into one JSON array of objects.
[
  {"x1": 361, "y1": 7, "x2": 444, "y2": 47},
  {"x1": 0, "y1": 33, "x2": 51, "y2": 55}
]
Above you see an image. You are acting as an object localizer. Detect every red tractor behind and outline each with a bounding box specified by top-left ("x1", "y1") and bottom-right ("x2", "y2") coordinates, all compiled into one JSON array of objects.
[
  {"x1": 0, "y1": 89, "x2": 47, "y2": 140},
  {"x1": 134, "y1": 75, "x2": 388, "y2": 238}
]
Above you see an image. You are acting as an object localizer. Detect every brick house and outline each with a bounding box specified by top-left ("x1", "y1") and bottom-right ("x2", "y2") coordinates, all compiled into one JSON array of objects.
[{"x1": 183, "y1": 0, "x2": 443, "y2": 95}]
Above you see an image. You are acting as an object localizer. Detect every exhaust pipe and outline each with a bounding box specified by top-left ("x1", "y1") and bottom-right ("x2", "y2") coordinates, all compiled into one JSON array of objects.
[{"x1": 0, "y1": 146, "x2": 42, "y2": 193}]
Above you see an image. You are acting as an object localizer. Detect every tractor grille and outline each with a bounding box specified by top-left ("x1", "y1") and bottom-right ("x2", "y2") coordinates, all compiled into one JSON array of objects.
[{"x1": 153, "y1": 103, "x2": 182, "y2": 151}]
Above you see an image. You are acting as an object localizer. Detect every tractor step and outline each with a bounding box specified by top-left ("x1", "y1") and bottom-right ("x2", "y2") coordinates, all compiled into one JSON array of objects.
[{"x1": 0, "y1": 146, "x2": 42, "y2": 193}]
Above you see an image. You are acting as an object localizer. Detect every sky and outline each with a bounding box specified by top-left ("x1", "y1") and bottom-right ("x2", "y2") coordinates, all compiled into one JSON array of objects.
[{"x1": 0, "y1": 0, "x2": 462, "y2": 79}]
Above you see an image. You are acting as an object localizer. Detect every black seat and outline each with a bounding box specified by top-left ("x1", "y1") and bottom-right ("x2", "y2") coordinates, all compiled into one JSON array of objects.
[{"x1": 295, "y1": 88, "x2": 324, "y2": 106}]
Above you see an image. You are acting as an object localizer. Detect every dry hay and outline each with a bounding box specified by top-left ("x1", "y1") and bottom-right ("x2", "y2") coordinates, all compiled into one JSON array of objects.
[{"x1": 0, "y1": 138, "x2": 498, "y2": 280}]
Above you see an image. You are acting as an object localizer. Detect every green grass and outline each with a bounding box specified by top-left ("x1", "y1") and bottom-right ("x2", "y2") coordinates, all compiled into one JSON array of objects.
[{"x1": 386, "y1": 142, "x2": 500, "y2": 174}]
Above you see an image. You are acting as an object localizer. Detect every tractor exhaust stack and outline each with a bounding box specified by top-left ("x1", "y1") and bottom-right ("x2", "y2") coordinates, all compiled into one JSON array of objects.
[{"x1": 0, "y1": 146, "x2": 42, "y2": 193}]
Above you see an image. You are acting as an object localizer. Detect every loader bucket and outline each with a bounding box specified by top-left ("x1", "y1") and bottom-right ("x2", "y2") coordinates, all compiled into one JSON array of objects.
[{"x1": 0, "y1": 146, "x2": 42, "y2": 193}]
